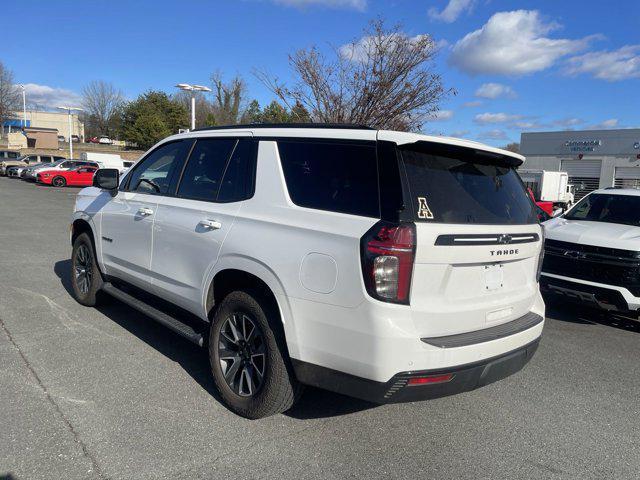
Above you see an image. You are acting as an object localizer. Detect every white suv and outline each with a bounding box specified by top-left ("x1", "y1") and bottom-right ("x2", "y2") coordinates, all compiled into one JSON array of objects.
[
  {"x1": 542, "y1": 188, "x2": 640, "y2": 313},
  {"x1": 70, "y1": 125, "x2": 545, "y2": 418}
]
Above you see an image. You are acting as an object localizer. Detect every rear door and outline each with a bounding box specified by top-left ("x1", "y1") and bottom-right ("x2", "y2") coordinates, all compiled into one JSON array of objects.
[
  {"x1": 99, "y1": 140, "x2": 190, "y2": 289},
  {"x1": 149, "y1": 135, "x2": 256, "y2": 315},
  {"x1": 397, "y1": 143, "x2": 542, "y2": 338}
]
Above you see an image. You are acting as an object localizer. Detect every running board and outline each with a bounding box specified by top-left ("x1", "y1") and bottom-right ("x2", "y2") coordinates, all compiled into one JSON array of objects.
[{"x1": 101, "y1": 282, "x2": 204, "y2": 347}]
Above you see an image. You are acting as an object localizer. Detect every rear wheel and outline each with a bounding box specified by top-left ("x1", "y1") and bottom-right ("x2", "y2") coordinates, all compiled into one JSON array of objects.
[
  {"x1": 71, "y1": 233, "x2": 103, "y2": 306},
  {"x1": 52, "y1": 176, "x2": 66, "y2": 187},
  {"x1": 208, "y1": 290, "x2": 301, "y2": 419}
]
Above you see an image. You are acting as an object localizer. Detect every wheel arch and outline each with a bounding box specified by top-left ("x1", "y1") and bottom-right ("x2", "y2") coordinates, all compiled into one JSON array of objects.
[
  {"x1": 70, "y1": 216, "x2": 105, "y2": 275},
  {"x1": 205, "y1": 257, "x2": 299, "y2": 359}
]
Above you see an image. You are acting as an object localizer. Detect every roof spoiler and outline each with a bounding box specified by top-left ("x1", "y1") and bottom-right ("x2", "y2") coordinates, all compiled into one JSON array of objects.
[{"x1": 399, "y1": 140, "x2": 524, "y2": 167}]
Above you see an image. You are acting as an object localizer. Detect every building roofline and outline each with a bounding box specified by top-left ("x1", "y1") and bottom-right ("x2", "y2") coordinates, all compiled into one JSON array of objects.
[{"x1": 521, "y1": 128, "x2": 640, "y2": 136}]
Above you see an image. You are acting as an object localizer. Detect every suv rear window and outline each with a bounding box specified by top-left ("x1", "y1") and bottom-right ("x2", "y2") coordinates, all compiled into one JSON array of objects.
[
  {"x1": 400, "y1": 147, "x2": 536, "y2": 225},
  {"x1": 277, "y1": 140, "x2": 379, "y2": 218}
]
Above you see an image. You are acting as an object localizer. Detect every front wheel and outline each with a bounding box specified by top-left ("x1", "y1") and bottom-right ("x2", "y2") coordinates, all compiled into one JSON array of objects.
[
  {"x1": 71, "y1": 233, "x2": 103, "y2": 306},
  {"x1": 208, "y1": 290, "x2": 301, "y2": 419},
  {"x1": 52, "y1": 176, "x2": 67, "y2": 187}
]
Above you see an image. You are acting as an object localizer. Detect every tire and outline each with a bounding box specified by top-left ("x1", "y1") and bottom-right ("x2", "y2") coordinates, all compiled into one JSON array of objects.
[
  {"x1": 52, "y1": 176, "x2": 67, "y2": 187},
  {"x1": 71, "y1": 233, "x2": 104, "y2": 306},
  {"x1": 208, "y1": 289, "x2": 302, "y2": 419}
]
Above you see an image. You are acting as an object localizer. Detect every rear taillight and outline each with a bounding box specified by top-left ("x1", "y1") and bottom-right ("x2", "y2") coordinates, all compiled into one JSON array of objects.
[{"x1": 361, "y1": 221, "x2": 416, "y2": 304}]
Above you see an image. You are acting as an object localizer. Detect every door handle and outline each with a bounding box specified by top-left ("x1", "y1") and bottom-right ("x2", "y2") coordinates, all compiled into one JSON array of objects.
[
  {"x1": 138, "y1": 207, "x2": 154, "y2": 216},
  {"x1": 198, "y1": 219, "x2": 222, "y2": 230}
]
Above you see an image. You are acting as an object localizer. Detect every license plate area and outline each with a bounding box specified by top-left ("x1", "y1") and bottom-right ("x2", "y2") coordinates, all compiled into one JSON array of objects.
[{"x1": 484, "y1": 264, "x2": 504, "y2": 291}]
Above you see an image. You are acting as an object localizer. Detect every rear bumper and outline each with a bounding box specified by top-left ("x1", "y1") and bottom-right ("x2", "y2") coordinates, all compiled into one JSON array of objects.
[
  {"x1": 540, "y1": 273, "x2": 638, "y2": 311},
  {"x1": 293, "y1": 338, "x2": 540, "y2": 404}
]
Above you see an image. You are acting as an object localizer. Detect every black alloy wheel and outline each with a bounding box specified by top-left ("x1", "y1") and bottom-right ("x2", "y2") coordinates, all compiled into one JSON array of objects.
[
  {"x1": 52, "y1": 176, "x2": 66, "y2": 187},
  {"x1": 74, "y1": 244, "x2": 93, "y2": 295},
  {"x1": 218, "y1": 313, "x2": 266, "y2": 397}
]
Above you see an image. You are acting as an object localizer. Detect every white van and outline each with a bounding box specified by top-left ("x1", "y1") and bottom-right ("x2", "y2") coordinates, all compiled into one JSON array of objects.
[{"x1": 80, "y1": 152, "x2": 130, "y2": 173}]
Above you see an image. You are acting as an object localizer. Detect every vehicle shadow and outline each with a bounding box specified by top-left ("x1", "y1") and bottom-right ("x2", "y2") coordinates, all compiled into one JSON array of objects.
[
  {"x1": 545, "y1": 297, "x2": 640, "y2": 334},
  {"x1": 53, "y1": 259, "x2": 377, "y2": 419}
]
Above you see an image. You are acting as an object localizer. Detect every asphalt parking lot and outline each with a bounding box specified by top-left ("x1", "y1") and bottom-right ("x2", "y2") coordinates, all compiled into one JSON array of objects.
[{"x1": 1, "y1": 176, "x2": 640, "y2": 480}]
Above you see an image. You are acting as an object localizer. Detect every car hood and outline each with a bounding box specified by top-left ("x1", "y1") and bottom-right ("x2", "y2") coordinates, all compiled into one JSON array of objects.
[
  {"x1": 2, "y1": 160, "x2": 27, "y2": 167},
  {"x1": 544, "y1": 216, "x2": 640, "y2": 250}
]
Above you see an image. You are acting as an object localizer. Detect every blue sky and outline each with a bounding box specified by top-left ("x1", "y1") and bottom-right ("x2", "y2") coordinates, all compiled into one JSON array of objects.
[{"x1": 3, "y1": 0, "x2": 639, "y2": 145}]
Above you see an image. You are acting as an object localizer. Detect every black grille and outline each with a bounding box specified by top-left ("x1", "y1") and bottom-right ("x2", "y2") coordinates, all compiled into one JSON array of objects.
[{"x1": 542, "y1": 239, "x2": 640, "y2": 296}]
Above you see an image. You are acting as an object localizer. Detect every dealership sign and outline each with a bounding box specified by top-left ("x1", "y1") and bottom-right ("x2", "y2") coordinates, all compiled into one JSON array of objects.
[{"x1": 564, "y1": 139, "x2": 602, "y2": 152}]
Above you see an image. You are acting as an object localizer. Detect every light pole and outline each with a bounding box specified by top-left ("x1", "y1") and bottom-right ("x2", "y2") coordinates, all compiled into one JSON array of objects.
[
  {"x1": 18, "y1": 84, "x2": 26, "y2": 127},
  {"x1": 175, "y1": 83, "x2": 211, "y2": 130},
  {"x1": 57, "y1": 106, "x2": 83, "y2": 159}
]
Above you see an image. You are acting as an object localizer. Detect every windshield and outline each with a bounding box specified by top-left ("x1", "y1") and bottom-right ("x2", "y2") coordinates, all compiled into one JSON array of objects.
[
  {"x1": 564, "y1": 193, "x2": 640, "y2": 226},
  {"x1": 39, "y1": 160, "x2": 64, "y2": 168},
  {"x1": 400, "y1": 148, "x2": 537, "y2": 225}
]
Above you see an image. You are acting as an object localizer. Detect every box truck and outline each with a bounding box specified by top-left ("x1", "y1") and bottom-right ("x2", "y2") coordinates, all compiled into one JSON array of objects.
[
  {"x1": 519, "y1": 170, "x2": 575, "y2": 210},
  {"x1": 80, "y1": 152, "x2": 133, "y2": 173}
]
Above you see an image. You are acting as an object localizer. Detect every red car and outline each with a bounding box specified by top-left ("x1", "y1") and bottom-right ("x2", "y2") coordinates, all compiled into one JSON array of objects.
[
  {"x1": 37, "y1": 166, "x2": 97, "y2": 187},
  {"x1": 527, "y1": 187, "x2": 554, "y2": 216}
]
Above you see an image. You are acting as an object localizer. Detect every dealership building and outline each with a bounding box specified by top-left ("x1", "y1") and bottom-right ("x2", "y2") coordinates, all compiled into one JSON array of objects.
[
  {"x1": 520, "y1": 128, "x2": 640, "y2": 200},
  {"x1": 2, "y1": 110, "x2": 84, "y2": 141}
]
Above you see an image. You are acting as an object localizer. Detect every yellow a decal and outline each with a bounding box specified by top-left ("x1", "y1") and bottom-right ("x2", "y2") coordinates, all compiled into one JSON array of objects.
[{"x1": 417, "y1": 197, "x2": 434, "y2": 219}]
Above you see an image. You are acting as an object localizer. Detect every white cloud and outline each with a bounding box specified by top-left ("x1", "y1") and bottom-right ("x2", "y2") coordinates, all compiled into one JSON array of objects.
[
  {"x1": 449, "y1": 129, "x2": 470, "y2": 138},
  {"x1": 429, "y1": 0, "x2": 475, "y2": 23},
  {"x1": 512, "y1": 120, "x2": 546, "y2": 131},
  {"x1": 429, "y1": 110, "x2": 454, "y2": 121},
  {"x1": 21, "y1": 83, "x2": 82, "y2": 109},
  {"x1": 273, "y1": 0, "x2": 366, "y2": 9},
  {"x1": 462, "y1": 100, "x2": 483, "y2": 108},
  {"x1": 475, "y1": 82, "x2": 516, "y2": 99},
  {"x1": 479, "y1": 129, "x2": 509, "y2": 140},
  {"x1": 450, "y1": 10, "x2": 596, "y2": 75},
  {"x1": 554, "y1": 117, "x2": 584, "y2": 128},
  {"x1": 587, "y1": 118, "x2": 619, "y2": 130},
  {"x1": 340, "y1": 33, "x2": 433, "y2": 62},
  {"x1": 565, "y1": 45, "x2": 640, "y2": 81},
  {"x1": 474, "y1": 112, "x2": 523, "y2": 124},
  {"x1": 435, "y1": 38, "x2": 450, "y2": 50}
]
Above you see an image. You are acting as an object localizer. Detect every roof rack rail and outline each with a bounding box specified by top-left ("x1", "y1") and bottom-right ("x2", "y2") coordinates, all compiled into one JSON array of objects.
[
  {"x1": 191, "y1": 123, "x2": 374, "y2": 132},
  {"x1": 604, "y1": 186, "x2": 622, "y2": 189}
]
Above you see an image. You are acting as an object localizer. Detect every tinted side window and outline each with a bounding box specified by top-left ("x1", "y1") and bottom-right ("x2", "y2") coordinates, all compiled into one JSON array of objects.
[
  {"x1": 177, "y1": 139, "x2": 236, "y2": 201},
  {"x1": 218, "y1": 139, "x2": 257, "y2": 202},
  {"x1": 127, "y1": 142, "x2": 185, "y2": 195},
  {"x1": 277, "y1": 140, "x2": 379, "y2": 217}
]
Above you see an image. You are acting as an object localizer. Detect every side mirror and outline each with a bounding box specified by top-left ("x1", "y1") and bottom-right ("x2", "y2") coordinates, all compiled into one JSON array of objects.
[{"x1": 93, "y1": 168, "x2": 119, "y2": 190}]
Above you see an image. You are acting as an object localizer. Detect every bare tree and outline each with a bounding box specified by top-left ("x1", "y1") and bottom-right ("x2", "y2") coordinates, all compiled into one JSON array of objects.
[
  {"x1": 81, "y1": 80, "x2": 124, "y2": 137},
  {"x1": 502, "y1": 142, "x2": 520, "y2": 153},
  {"x1": 209, "y1": 73, "x2": 246, "y2": 125},
  {"x1": 257, "y1": 20, "x2": 454, "y2": 131},
  {"x1": 172, "y1": 90, "x2": 213, "y2": 127},
  {"x1": 0, "y1": 62, "x2": 20, "y2": 128}
]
